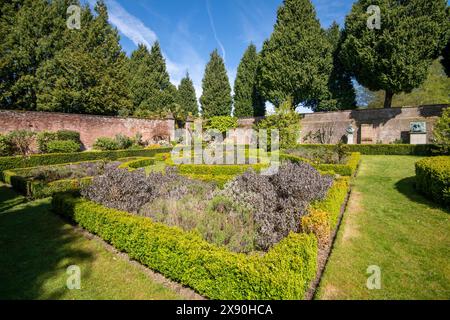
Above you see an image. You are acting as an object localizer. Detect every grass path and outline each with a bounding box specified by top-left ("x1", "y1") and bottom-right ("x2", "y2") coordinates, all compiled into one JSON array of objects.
[
  {"x1": 317, "y1": 156, "x2": 450, "y2": 300},
  {"x1": 0, "y1": 184, "x2": 183, "y2": 300}
]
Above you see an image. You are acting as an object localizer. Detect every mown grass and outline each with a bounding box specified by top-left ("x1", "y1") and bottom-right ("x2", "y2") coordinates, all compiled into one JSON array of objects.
[
  {"x1": 317, "y1": 156, "x2": 450, "y2": 300},
  {"x1": 0, "y1": 183, "x2": 182, "y2": 300}
]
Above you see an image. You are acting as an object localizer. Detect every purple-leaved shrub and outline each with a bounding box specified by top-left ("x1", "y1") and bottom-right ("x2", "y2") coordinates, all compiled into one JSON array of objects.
[{"x1": 221, "y1": 162, "x2": 333, "y2": 250}]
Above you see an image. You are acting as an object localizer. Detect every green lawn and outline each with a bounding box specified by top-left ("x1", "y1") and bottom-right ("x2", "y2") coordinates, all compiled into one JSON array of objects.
[
  {"x1": 317, "y1": 156, "x2": 450, "y2": 300},
  {"x1": 0, "y1": 184, "x2": 182, "y2": 300}
]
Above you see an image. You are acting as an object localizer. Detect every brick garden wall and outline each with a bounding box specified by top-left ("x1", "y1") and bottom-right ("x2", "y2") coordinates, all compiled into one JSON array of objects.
[
  {"x1": 0, "y1": 110, "x2": 175, "y2": 149},
  {"x1": 299, "y1": 105, "x2": 448, "y2": 144}
]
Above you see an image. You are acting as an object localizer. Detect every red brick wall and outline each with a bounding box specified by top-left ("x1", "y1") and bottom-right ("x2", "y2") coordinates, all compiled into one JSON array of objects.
[{"x1": 0, "y1": 110, "x2": 175, "y2": 149}]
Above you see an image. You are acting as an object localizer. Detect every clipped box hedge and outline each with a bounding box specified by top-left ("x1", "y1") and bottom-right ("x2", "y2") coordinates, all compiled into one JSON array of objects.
[
  {"x1": 118, "y1": 157, "x2": 156, "y2": 171},
  {"x1": 52, "y1": 194, "x2": 318, "y2": 300},
  {"x1": 3, "y1": 164, "x2": 95, "y2": 199},
  {"x1": 0, "y1": 147, "x2": 172, "y2": 174},
  {"x1": 280, "y1": 152, "x2": 361, "y2": 177},
  {"x1": 296, "y1": 144, "x2": 438, "y2": 156},
  {"x1": 415, "y1": 156, "x2": 450, "y2": 208},
  {"x1": 176, "y1": 163, "x2": 268, "y2": 176},
  {"x1": 51, "y1": 175, "x2": 350, "y2": 299}
]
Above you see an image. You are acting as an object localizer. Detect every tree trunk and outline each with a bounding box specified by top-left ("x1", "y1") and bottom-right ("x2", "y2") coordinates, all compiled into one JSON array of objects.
[{"x1": 384, "y1": 90, "x2": 394, "y2": 109}]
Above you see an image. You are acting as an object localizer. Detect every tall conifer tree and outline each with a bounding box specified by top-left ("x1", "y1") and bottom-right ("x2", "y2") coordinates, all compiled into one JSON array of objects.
[
  {"x1": 177, "y1": 73, "x2": 199, "y2": 117},
  {"x1": 234, "y1": 44, "x2": 265, "y2": 117},
  {"x1": 258, "y1": 0, "x2": 333, "y2": 110},
  {"x1": 200, "y1": 49, "x2": 232, "y2": 118}
]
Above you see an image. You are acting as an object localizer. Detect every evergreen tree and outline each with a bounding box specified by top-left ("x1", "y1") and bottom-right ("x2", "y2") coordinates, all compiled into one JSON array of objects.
[
  {"x1": 131, "y1": 41, "x2": 176, "y2": 115},
  {"x1": 322, "y1": 22, "x2": 357, "y2": 111},
  {"x1": 257, "y1": 0, "x2": 333, "y2": 110},
  {"x1": 177, "y1": 73, "x2": 199, "y2": 117},
  {"x1": 0, "y1": 0, "x2": 66, "y2": 110},
  {"x1": 36, "y1": 0, "x2": 131, "y2": 115},
  {"x1": 233, "y1": 44, "x2": 265, "y2": 117},
  {"x1": 200, "y1": 49, "x2": 232, "y2": 118},
  {"x1": 128, "y1": 44, "x2": 153, "y2": 113},
  {"x1": 341, "y1": 0, "x2": 448, "y2": 108}
]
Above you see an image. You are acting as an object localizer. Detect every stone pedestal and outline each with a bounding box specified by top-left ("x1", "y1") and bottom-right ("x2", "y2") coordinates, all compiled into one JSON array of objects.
[
  {"x1": 410, "y1": 133, "x2": 427, "y2": 145},
  {"x1": 347, "y1": 133, "x2": 355, "y2": 145}
]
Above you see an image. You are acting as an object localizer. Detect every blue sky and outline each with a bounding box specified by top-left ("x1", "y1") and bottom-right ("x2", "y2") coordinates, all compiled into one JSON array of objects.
[{"x1": 85, "y1": 0, "x2": 356, "y2": 112}]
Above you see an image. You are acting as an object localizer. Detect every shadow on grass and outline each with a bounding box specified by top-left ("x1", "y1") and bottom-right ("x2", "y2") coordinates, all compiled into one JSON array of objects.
[
  {"x1": 395, "y1": 177, "x2": 450, "y2": 214},
  {"x1": 0, "y1": 199, "x2": 94, "y2": 299},
  {"x1": 0, "y1": 186, "x2": 25, "y2": 213}
]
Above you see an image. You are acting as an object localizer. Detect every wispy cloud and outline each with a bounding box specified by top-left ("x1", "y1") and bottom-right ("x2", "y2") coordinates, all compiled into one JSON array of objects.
[
  {"x1": 206, "y1": 0, "x2": 226, "y2": 62},
  {"x1": 88, "y1": 0, "x2": 207, "y2": 99},
  {"x1": 92, "y1": 0, "x2": 157, "y2": 48}
]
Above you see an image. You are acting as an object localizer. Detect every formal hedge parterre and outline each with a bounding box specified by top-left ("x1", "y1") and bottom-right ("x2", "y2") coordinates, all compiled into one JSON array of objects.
[
  {"x1": 0, "y1": 147, "x2": 172, "y2": 174},
  {"x1": 51, "y1": 173, "x2": 351, "y2": 299},
  {"x1": 52, "y1": 193, "x2": 318, "y2": 300},
  {"x1": 415, "y1": 157, "x2": 450, "y2": 208},
  {"x1": 296, "y1": 144, "x2": 439, "y2": 156},
  {"x1": 280, "y1": 153, "x2": 361, "y2": 177}
]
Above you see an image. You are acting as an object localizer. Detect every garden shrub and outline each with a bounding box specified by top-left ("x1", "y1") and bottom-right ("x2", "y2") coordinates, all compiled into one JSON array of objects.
[
  {"x1": 220, "y1": 162, "x2": 333, "y2": 250},
  {"x1": 0, "y1": 147, "x2": 172, "y2": 175},
  {"x1": 310, "y1": 177, "x2": 350, "y2": 229},
  {"x1": 93, "y1": 137, "x2": 120, "y2": 151},
  {"x1": 256, "y1": 98, "x2": 301, "y2": 150},
  {"x1": 37, "y1": 130, "x2": 81, "y2": 153},
  {"x1": 46, "y1": 140, "x2": 81, "y2": 154},
  {"x1": 0, "y1": 134, "x2": 13, "y2": 157},
  {"x1": 300, "y1": 209, "x2": 331, "y2": 248},
  {"x1": 7, "y1": 130, "x2": 36, "y2": 156},
  {"x1": 176, "y1": 163, "x2": 267, "y2": 176},
  {"x1": 433, "y1": 107, "x2": 449, "y2": 154},
  {"x1": 415, "y1": 156, "x2": 450, "y2": 208},
  {"x1": 56, "y1": 130, "x2": 81, "y2": 144},
  {"x1": 52, "y1": 193, "x2": 318, "y2": 300},
  {"x1": 205, "y1": 116, "x2": 238, "y2": 134}
]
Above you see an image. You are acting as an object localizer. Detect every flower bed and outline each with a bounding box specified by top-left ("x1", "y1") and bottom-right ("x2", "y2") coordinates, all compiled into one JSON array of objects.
[
  {"x1": 0, "y1": 147, "x2": 172, "y2": 174},
  {"x1": 280, "y1": 152, "x2": 361, "y2": 176},
  {"x1": 52, "y1": 162, "x2": 350, "y2": 299},
  {"x1": 415, "y1": 156, "x2": 450, "y2": 208}
]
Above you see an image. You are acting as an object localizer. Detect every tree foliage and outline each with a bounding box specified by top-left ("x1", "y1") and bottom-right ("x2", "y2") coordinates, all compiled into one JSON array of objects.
[
  {"x1": 434, "y1": 107, "x2": 450, "y2": 154},
  {"x1": 200, "y1": 49, "x2": 232, "y2": 118},
  {"x1": 258, "y1": 0, "x2": 333, "y2": 110},
  {"x1": 365, "y1": 59, "x2": 450, "y2": 108},
  {"x1": 177, "y1": 73, "x2": 199, "y2": 117},
  {"x1": 234, "y1": 44, "x2": 265, "y2": 117},
  {"x1": 36, "y1": 1, "x2": 131, "y2": 115},
  {"x1": 321, "y1": 22, "x2": 357, "y2": 111},
  {"x1": 341, "y1": 0, "x2": 448, "y2": 108}
]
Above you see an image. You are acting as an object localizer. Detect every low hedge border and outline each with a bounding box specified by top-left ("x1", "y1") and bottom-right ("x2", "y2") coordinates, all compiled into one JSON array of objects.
[
  {"x1": 51, "y1": 175, "x2": 350, "y2": 299},
  {"x1": 176, "y1": 163, "x2": 269, "y2": 176},
  {"x1": 415, "y1": 156, "x2": 450, "y2": 208},
  {"x1": 52, "y1": 194, "x2": 318, "y2": 300},
  {"x1": 2, "y1": 161, "x2": 100, "y2": 199},
  {"x1": 118, "y1": 157, "x2": 156, "y2": 171},
  {"x1": 280, "y1": 153, "x2": 361, "y2": 177},
  {"x1": 301, "y1": 177, "x2": 350, "y2": 247},
  {"x1": 295, "y1": 144, "x2": 439, "y2": 156},
  {"x1": 0, "y1": 147, "x2": 172, "y2": 174}
]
